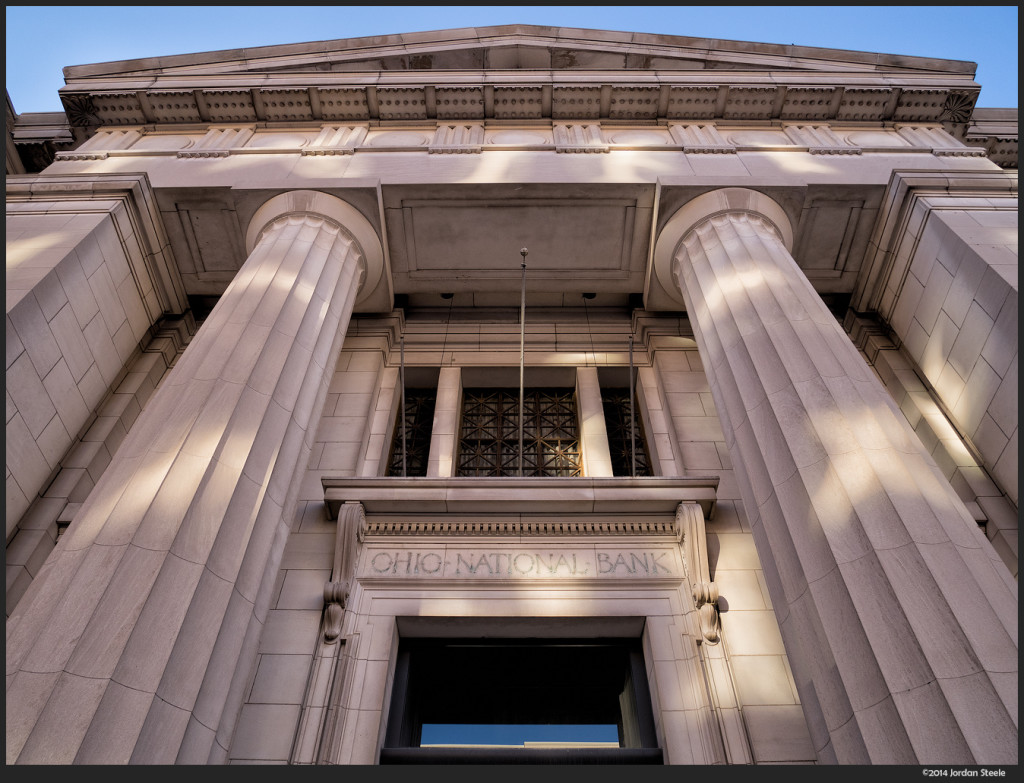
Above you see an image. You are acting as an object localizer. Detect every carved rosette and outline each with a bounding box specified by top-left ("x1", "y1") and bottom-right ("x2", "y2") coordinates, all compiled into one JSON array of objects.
[
  {"x1": 61, "y1": 94, "x2": 100, "y2": 127},
  {"x1": 941, "y1": 92, "x2": 976, "y2": 124}
]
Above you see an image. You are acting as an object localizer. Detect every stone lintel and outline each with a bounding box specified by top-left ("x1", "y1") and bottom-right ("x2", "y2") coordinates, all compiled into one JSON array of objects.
[{"x1": 322, "y1": 475, "x2": 719, "y2": 520}]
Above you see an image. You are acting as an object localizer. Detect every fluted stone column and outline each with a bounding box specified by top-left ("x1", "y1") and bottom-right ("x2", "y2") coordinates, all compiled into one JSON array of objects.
[
  {"x1": 6, "y1": 191, "x2": 382, "y2": 764},
  {"x1": 660, "y1": 189, "x2": 1017, "y2": 764}
]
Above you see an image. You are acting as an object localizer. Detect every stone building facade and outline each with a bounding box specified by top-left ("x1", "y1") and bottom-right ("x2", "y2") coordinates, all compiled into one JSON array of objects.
[{"x1": 5, "y1": 26, "x2": 1018, "y2": 765}]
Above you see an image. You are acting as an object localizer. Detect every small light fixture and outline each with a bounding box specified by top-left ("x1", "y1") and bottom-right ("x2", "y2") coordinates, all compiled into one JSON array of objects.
[
  {"x1": 582, "y1": 292, "x2": 596, "y2": 299},
  {"x1": 440, "y1": 292, "x2": 454, "y2": 299}
]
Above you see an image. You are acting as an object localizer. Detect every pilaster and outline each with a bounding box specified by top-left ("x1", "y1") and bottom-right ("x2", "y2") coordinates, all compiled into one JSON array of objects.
[
  {"x1": 576, "y1": 366, "x2": 614, "y2": 477},
  {"x1": 427, "y1": 366, "x2": 462, "y2": 477}
]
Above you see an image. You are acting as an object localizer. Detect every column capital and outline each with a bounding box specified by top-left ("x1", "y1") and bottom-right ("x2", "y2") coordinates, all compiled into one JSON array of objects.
[
  {"x1": 245, "y1": 189, "x2": 389, "y2": 312},
  {"x1": 653, "y1": 188, "x2": 794, "y2": 309}
]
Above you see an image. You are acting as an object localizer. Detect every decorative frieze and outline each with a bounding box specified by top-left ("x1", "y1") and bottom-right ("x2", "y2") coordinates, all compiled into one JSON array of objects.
[
  {"x1": 666, "y1": 86, "x2": 720, "y2": 119},
  {"x1": 376, "y1": 87, "x2": 428, "y2": 120},
  {"x1": 668, "y1": 123, "x2": 735, "y2": 153},
  {"x1": 88, "y1": 92, "x2": 147, "y2": 125},
  {"x1": 608, "y1": 86, "x2": 660, "y2": 120},
  {"x1": 553, "y1": 122, "x2": 608, "y2": 153},
  {"x1": 434, "y1": 87, "x2": 483, "y2": 119},
  {"x1": 429, "y1": 123, "x2": 484, "y2": 153},
  {"x1": 723, "y1": 87, "x2": 777, "y2": 120},
  {"x1": 780, "y1": 87, "x2": 838, "y2": 120},
  {"x1": 258, "y1": 88, "x2": 313, "y2": 121},
  {"x1": 552, "y1": 86, "x2": 601, "y2": 119},
  {"x1": 146, "y1": 90, "x2": 203, "y2": 123},
  {"x1": 200, "y1": 89, "x2": 257, "y2": 122},
  {"x1": 302, "y1": 124, "x2": 368, "y2": 155},
  {"x1": 316, "y1": 87, "x2": 370, "y2": 120},
  {"x1": 894, "y1": 89, "x2": 950, "y2": 122},
  {"x1": 837, "y1": 87, "x2": 895, "y2": 121},
  {"x1": 44, "y1": 118, "x2": 994, "y2": 165},
  {"x1": 491, "y1": 86, "x2": 544, "y2": 119},
  {"x1": 54, "y1": 77, "x2": 981, "y2": 133}
]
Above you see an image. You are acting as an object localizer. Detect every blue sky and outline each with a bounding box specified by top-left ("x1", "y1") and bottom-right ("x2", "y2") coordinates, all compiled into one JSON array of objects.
[{"x1": 5, "y1": 5, "x2": 1019, "y2": 113}]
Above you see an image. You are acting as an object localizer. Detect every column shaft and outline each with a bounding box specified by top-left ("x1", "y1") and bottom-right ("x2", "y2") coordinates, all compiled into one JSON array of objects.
[
  {"x1": 673, "y1": 211, "x2": 1017, "y2": 764},
  {"x1": 6, "y1": 212, "x2": 365, "y2": 764}
]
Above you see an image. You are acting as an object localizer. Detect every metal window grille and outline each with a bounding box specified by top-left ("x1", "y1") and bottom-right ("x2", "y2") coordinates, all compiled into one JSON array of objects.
[
  {"x1": 457, "y1": 388, "x2": 582, "y2": 477},
  {"x1": 601, "y1": 389, "x2": 652, "y2": 477},
  {"x1": 387, "y1": 390, "x2": 437, "y2": 477}
]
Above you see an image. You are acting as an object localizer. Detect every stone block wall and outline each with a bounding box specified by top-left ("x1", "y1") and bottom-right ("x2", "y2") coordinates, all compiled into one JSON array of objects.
[
  {"x1": 6, "y1": 207, "x2": 159, "y2": 536},
  {"x1": 885, "y1": 203, "x2": 1018, "y2": 507},
  {"x1": 848, "y1": 314, "x2": 1018, "y2": 577},
  {"x1": 5, "y1": 314, "x2": 193, "y2": 615}
]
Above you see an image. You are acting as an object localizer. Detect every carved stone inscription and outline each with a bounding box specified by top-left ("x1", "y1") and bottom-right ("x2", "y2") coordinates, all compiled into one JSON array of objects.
[{"x1": 360, "y1": 546, "x2": 680, "y2": 579}]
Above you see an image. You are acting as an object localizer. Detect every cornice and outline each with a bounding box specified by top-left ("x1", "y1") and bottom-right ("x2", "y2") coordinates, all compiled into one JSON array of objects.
[
  {"x1": 58, "y1": 78, "x2": 982, "y2": 134},
  {"x1": 322, "y1": 476, "x2": 719, "y2": 520}
]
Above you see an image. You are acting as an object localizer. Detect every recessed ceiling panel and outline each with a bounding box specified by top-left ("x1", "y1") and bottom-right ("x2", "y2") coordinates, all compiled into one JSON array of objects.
[{"x1": 384, "y1": 186, "x2": 654, "y2": 301}]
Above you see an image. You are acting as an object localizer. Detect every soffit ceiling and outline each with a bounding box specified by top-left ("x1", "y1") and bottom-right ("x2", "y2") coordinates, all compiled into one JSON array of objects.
[{"x1": 156, "y1": 180, "x2": 884, "y2": 313}]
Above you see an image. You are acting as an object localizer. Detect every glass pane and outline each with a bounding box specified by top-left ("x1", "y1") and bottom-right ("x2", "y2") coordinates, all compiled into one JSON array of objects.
[
  {"x1": 387, "y1": 390, "x2": 436, "y2": 477},
  {"x1": 458, "y1": 388, "x2": 581, "y2": 476},
  {"x1": 421, "y1": 723, "x2": 619, "y2": 748},
  {"x1": 601, "y1": 388, "x2": 652, "y2": 477}
]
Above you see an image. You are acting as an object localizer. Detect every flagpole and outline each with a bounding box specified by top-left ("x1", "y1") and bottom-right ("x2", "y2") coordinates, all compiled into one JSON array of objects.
[
  {"x1": 629, "y1": 333, "x2": 636, "y2": 478},
  {"x1": 400, "y1": 334, "x2": 407, "y2": 477},
  {"x1": 519, "y1": 248, "x2": 528, "y2": 477}
]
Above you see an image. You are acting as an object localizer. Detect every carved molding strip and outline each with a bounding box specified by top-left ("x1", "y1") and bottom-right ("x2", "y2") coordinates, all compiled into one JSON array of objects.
[{"x1": 361, "y1": 518, "x2": 680, "y2": 537}]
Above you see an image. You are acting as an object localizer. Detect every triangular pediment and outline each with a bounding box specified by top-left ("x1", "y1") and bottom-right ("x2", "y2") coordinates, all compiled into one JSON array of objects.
[{"x1": 63, "y1": 24, "x2": 977, "y2": 80}]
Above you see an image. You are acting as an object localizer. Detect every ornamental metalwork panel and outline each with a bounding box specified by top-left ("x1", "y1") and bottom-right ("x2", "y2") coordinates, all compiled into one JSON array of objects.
[
  {"x1": 387, "y1": 390, "x2": 437, "y2": 477},
  {"x1": 457, "y1": 388, "x2": 582, "y2": 477},
  {"x1": 602, "y1": 389, "x2": 652, "y2": 477}
]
